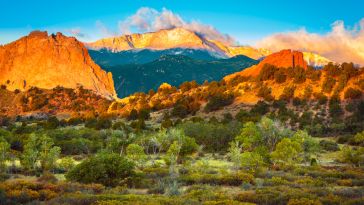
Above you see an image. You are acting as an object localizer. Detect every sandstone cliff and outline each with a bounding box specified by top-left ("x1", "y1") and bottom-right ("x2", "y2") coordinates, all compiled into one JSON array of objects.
[
  {"x1": 0, "y1": 31, "x2": 116, "y2": 99},
  {"x1": 225, "y1": 49, "x2": 308, "y2": 80}
]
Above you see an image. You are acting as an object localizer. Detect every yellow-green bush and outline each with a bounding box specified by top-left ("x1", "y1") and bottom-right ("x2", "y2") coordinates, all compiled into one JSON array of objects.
[
  {"x1": 181, "y1": 172, "x2": 254, "y2": 186},
  {"x1": 287, "y1": 198, "x2": 322, "y2": 205}
]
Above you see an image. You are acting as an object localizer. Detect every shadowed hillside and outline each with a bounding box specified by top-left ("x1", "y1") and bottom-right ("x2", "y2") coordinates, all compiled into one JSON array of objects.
[{"x1": 99, "y1": 54, "x2": 258, "y2": 97}]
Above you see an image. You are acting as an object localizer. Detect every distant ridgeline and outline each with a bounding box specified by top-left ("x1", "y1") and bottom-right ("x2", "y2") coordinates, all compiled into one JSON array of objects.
[
  {"x1": 86, "y1": 28, "x2": 331, "y2": 98},
  {"x1": 89, "y1": 48, "x2": 258, "y2": 97}
]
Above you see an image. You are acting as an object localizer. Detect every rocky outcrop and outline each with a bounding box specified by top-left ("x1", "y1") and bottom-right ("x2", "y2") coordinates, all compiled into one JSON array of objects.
[
  {"x1": 0, "y1": 31, "x2": 116, "y2": 99},
  {"x1": 225, "y1": 49, "x2": 308, "y2": 80}
]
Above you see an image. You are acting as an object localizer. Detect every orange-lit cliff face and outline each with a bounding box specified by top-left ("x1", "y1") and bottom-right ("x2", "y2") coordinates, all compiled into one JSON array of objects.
[
  {"x1": 225, "y1": 49, "x2": 308, "y2": 80},
  {"x1": 86, "y1": 27, "x2": 269, "y2": 60},
  {"x1": 0, "y1": 31, "x2": 116, "y2": 99}
]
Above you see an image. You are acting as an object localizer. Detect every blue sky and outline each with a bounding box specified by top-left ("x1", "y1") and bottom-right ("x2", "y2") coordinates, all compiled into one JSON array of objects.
[{"x1": 0, "y1": 0, "x2": 362, "y2": 45}]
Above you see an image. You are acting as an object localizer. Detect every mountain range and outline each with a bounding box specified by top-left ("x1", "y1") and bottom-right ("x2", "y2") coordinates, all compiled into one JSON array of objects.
[
  {"x1": 86, "y1": 27, "x2": 331, "y2": 66},
  {"x1": 0, "y1": 28, "x2": 347, "y2": 104},
  {"x1": 86, "y1": 27, "x2": 270, "y2": 59},
  {"x1": 86, "y1": 28, "x2": 332, "y2": 96}
]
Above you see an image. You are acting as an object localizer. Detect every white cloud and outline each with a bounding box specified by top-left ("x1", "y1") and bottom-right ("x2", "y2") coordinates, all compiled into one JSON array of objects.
[
  {"x1": 256, "y1": 19, "x2": 364, "y2": 65},
  {"x1": 118, "y1": 7, "x2": 235, "y2": 45}
]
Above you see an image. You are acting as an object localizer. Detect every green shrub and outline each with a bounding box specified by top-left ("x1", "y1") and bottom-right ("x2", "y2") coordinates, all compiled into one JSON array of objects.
[
  {"x1": 292, "y1": 67, "x2": 306, "y2": 84},
  {"x1": 257, "y1": 85, "x2": 274, "y2": 101},
  {"x1": 204, "y1": 94, "x2": 234, "y2": 112},
  {"x1": 147, "y1": 179, "x2": 166, "y2": 194},
  {"x1": 45, "y1": 116, "x2": 60, "y2": 129},
  {"x1": 203, "y1": 199, "x2": 249, "y2": 205},
  {"x1": 324, "y1": 62, "x2": 341, "y2": 77},
  {"x1": 234, "y1": 191, "x2": 257, "y2": 203},
  {"x1": 171, "y1": 103, "x2": 190, "y2": 118},
  {"x1": 58, "y1": 138, "x2": 94, "y2": 155},
  {"x1": 126, "y1": 144, "x2": 147, "y2": 167},
  {"x1": 181, "y1": 121, "x2": 241, "y2": 152},
  {"x1": 329, "y1": 96, "x2": 343, "y2": 119},
  {"x1": 274, "y1": 70, "x2": 287, "y2": 84},
  {"x1": 303, "y1": 86, "x2": 313, "y2": 99},
  {"x1": 258, "y1": 64, "x2": 277, "y2": 81},
  {"x1": 359, "y1": 79, "x2": 364, "y2": 90},
  {"x1": 313, "y1": 93, "x2": 328, "y2": 105},
  {"x1": 179, "y1": 136, "x2": 199, "y2": 156},
  {"x1": 179, "y1": 81, "x2": 198, "y2": 92},
  {"x1": 333, "y1": 187, "x2": 364, "y2": 198},
  {"x1": 85, "y1": 118, "x2": 112, "y2": 130},
  {"x1": 138, "y1": 109, "x2": 150, "y2": 120},
  {"x1": 66, "y1": 153, "x2": 135, "y2": 186},
  {"x1": 128, "y1": 109, "x2": 138, "y2": 121},
  {"x1": 353, "y1": 131, "x2": 364, "y2": 145},
  {"x1": 161, "y1": 118, "x2": 173, "y2": 129},
  {"x1": 322, "y1": 76, "x2": 336, "y2": 93},
  {"x1": 250, "y1": 101, "x2": 270, "y2": 115},
  {"x1": 171, "y1": 97, "x2": 200, "y2": 118},
  {"x1": 37, "y1": 172, "x2": 58, "y2": 184},
  {"x1": 306, "y1": 67, "x2": 321, "y2": 81},
  {"x1": 344, "y1": 88, "x2": 362, "y2": 99},
  {"x1": 130, "y1": 119, "x2": 146, "y2": 131},
  {"x1": 339, "y1": 146, "x2": 364, "y2": 167},
  {"x1": 345, "y1": 101, "x2": 357, "y2": 112},
  {"x1": 143, "y1": 167, "x2": 169, "y2": 178},
  {"x1": 337, "y1": 134, "x2": 354, "y2": 144},
  {"x1": 58, "y1": 157, "x2": 76, "y2": 172},
  {"x1": 287, "y1": 198, "x2": 322, "y2": 205},
  {"x1": 271, "y1": 138, "x2": 302, "y2": 167},
  {"x1": 181, "y1": 172, "x2": 254, "y2": 186},
  {"x1": 222, "y1": 113, "x2": 233, "y2": 123},
  {"x1": 235, "y1": 109, "x2": 260, "y2": 123},
  {"x1": 265, "y1": 176, "x2": 289, "y2": 186},
  {"x1": 279, "y1": 86, "x2": 295, "y2": 101},
  {"x1": 319, "y1": 140, "x2": 339, "y2": 151}
]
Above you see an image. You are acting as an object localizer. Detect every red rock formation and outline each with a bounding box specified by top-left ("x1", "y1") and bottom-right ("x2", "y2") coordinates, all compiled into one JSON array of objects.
[
  {"x1": 0, "y1": 31, "x2": 116, "y2": 99},
  {"x1": 225, "y1": 49, "x2": 308, "y2": 80}
]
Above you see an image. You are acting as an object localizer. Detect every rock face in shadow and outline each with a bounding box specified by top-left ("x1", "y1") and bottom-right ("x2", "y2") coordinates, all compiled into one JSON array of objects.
[{"x1": 0, "y1": 31, "x2": 116, "y2": 99}]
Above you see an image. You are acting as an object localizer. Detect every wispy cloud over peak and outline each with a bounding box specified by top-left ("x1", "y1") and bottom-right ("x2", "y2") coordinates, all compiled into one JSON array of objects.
[
  {"x1": 118, "y1": 7, "x2": 235, "y2": 45},
  {"x1": 257, "y1": 19, "x2": 364, "y2": 65}
]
